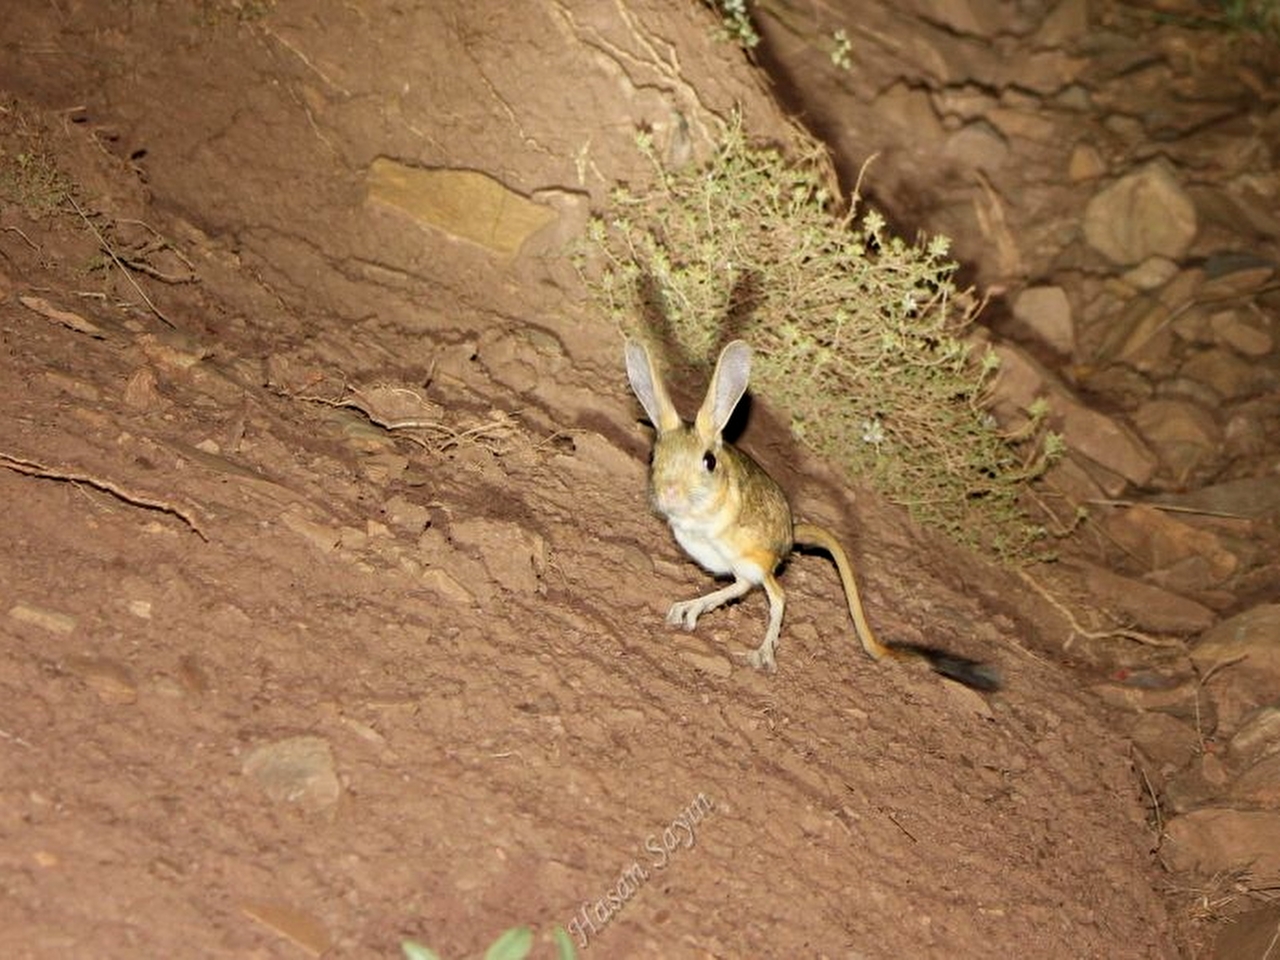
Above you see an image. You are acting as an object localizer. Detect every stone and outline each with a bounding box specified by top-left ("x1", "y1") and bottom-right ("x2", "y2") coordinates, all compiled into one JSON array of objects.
[
  {"x1": 874, "y1": 83, "x2": 946, "y2": 140},
  {"x1": 1035, "y1": 0, "x2": 1090, "y2": 46},
  {"x1": 1090, "y1": 678, "x2": 1212, "y2": 729},
  {"x1": 1130, "y1": 398, "x2": 1221, "y2": 484},
  {"x1": 1192, "y1": 605, "x2": 1280, "y2": 679},
  {"x1": 1191, "y1": 605, "x2": 1280, "y2": 727},
  {"x1": 381, "y1": 495, "x2": 431, "y2": 535},
  {"x1": 1208, "y1": 310, "x2": 1274, "y2": 357},
  {"x1": 8, "y1": 602, "x2": 77, "y2": 635},
  {"x1": 1164, "y1": 808, "x2": 1280, "y2": 875},
  {"x1": 1101, "y1": 504, "x2": 1238, "y2": 586},
  {"x1": 1083, "y1": 162, "x2": 1198, "y2": 265},
  {"x1": 1180, "y1": 348, "x2": 1266, "y2": 400},
  {"x1": 366, "y1": 159, "x2": 557, "y2": 257},
  {"x1": 1129, "y1": 712, "x2": 1199, "y2": 771},
  {"x1": 989, "y1": 342, "x2": 1157, "y2": 492},
  {"x1": 1120, "y1": 256, "x2": 1178, "y2": 291},
  {"x1": 942, "y1": 121, "x2": 1009, "y2": 173},
  {"x1": 1200, "y1": 252, "x2": 1276, "y2": 297},
  {"x1": 986, "y1": 106, "x2": 1058, "y2": 143},
  {"x1": 1081, "y1": 563, "x2": 1216, "y2": 635},
  {"x1": 1228, "y1": 705, "x2": 1280, "y2": 764},
  {"x1": 242, "y1": 736, "x2": 342, "y2": 814},
  {"x1": 449, "y1": 516, "x2": 545, "y2": 595},
  {"x1": 1229, "y1": 752, "x2": 1280, "y2": 806},
  {"x1": 1095, "y1": 293, "x2": 1177, "y2": 372},
  {"x1": 1066, "y1": 141, "x2": 1106, "y2": 181},
  {"x1": 1010, "y1": 285, "x2": 1074, "y2": 354},
  {"x1": 420, "y1": 567, "x2": 476, "y2": 605},
  {"x1": 65, "y1": 656, "x2": 138, "y2": 706}
]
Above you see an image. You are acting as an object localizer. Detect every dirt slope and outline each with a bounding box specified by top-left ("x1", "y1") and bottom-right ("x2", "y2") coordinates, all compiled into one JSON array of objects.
[{"x1": 0, "y1": 2, "x2": 1181, "y2": 957}]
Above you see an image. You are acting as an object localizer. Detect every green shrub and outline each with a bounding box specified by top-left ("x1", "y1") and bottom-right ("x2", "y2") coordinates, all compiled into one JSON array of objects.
[{"x1": 584, "y1": 119, "x2": 1057, "y2": 558}]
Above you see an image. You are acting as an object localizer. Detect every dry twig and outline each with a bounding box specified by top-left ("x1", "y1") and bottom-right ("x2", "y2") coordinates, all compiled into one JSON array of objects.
[
  {"x1": 1016, "y1": 567, "x2": 1184, "y2": 649},
  {"x1": 0, "y1": 451, "x2": 207, "y2": 540},
  {"x1": 66, "y1": 194, "x2": 177, "y2": 328}
]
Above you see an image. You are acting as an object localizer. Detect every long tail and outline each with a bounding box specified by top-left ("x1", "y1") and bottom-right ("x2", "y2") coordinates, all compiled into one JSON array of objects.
[{"x1": 793, "y1": 522, "x2": 1000, "y2": 692}]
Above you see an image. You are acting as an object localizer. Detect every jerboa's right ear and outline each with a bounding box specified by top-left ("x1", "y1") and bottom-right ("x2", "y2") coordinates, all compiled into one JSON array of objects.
[
  {"x1": 624, "y1": 339, "x2": 681, "y2": 433},
  {"x1": 695, "y1": 340, "x2": 751, "y2": 443}
]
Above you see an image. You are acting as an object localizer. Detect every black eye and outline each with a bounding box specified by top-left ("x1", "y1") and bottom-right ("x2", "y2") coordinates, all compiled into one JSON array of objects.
[{"x1": 702, "y1": 451, "x2": 717, "y2": 472}]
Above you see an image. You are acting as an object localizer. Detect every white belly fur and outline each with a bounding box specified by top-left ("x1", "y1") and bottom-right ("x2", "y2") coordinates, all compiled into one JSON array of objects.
[{"x1": 669, "y1": 515, "x2": 765, "y2": 584}]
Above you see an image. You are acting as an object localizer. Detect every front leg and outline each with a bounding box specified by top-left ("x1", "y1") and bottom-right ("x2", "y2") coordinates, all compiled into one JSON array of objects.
[{"x1": 666, "y1": 576, "x2": 754, "y2": 631}]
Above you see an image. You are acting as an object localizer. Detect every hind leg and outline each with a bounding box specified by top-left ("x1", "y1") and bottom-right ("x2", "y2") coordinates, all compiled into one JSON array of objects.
[{"x1": 745, "y1": 572, "x2": 785, "y2": 672}]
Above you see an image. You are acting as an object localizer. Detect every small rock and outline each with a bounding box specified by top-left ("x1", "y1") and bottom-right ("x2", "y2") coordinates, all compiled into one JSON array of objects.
[
  {"x1": 66, "y1": 656, "x2": 138, "y2": 705},
  {"x1": 1228, "y1": 705, "x2": 1280, "y2": 764},
  {"x1": 8, "y1": 603, "x2": 77, "y2": 635},
  {"x1": 1180, "y1": 348, "x2": 1266, "y2": 400},
  {"x1": 1229, "y1": 752, "x2": 1280, "y2": 806},
  {"x1": 242, "y1": 736, "x2": 341, "y2": 814},
  {"x1": 1130, "y1": 712, "x2": 1199, "y2": 771},
  {"x1": 1091, "y1": 679, "x2": 1212, "y2": 729},
  {"x1": 279, "y1": 507, "x2": 341, "y2": 553},
  {"x1": 1067, "y1": 141, "x2": 1106, "y2": 181},
  {"x1": 122, "y1": 368, "x2": 165, "y2": 411},
  {"x1": 1010, "y1": 285, "x2": 1074, "y2": 354},
  {"x1": 137, "y1": 329, "x2": 210, "y2": 369},
  {"x1": 1130, "y1": 397, "x2": 1221, "y2": 484},
  {"x1": 1208, "y1": 310, "x2": 1274, "y2": 357},
  {"x1": 1081, "y1": 563, "x2": 1216, "y2": 635},
  {"x1": 44, "y1": 370, "x2": 101, "y2": 403},
  {"x1": 1191, "y1": 605, "x2": 1280, "y2": 726},
  {"x1": 1120, "y1": 256, "x2": 1179, "y2": 291},
  {"x1": 1191, "y1": 604, "x2": 1280, "y2": 677},
  {"x1": 1200, "y1": 252, "x2": 1276, "y2": 297},
  {"x1": 1036, "y1": 0, "x2": 1091, "y2": 45},
  {"x1": 1102, "y1": 504, "x2": 1238, "y2": 587},
  {"x1": 874, "y1": 83, "x2": 946, "y2": 140},
  {"x1": 1083, "y1": 161, "x2": 1198, "y2": 265},
  {"x1": 1164, "y1": 807, "x2": 1280, "y2": 876},
  {"x1": 942, "y1": 122, "x2": 1009, "y2": 173},
  {"x1": 381, "y1": 495, "x2": 431, "y2": 535},
  {"x1": 361, "y1": 452, "x2": 409, "y2": 486},
  {"x1": 1163, "y1": 759, "x2": 1227, "y2": 814},
  {"x1": 987, "y1": 106, "x2": 1058, "y2": 143},
  {"x1": 990, "y1": 342, "x2": 1157, "y2": 491},
  {"x1": 1099, "y1": 292, "x2": 1179, "y2": 372},
  {"x1": 1077, "y1": 364, "x2": 1153, "y2": 408},
  {"x1": 449, "y1": 517, "x2": 545, "y2": 595},
  {"x1": 366, "y1": 159, "x2": 556, "y2": 257}
]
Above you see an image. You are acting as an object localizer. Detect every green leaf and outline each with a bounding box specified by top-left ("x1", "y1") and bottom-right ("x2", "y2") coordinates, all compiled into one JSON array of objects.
[
  {"x1": 400, "y1": 940, "x2": 443, "y2": 960},
  {"x1": 552, "y1": 926, "x2": 579, "y2": 960},
  {"x1": 483, "y1": 927, "x2": 534, "y2": 960}
]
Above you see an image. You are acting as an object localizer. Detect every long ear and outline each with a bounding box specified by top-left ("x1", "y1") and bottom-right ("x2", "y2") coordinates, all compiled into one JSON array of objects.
[
  {"x1": 695, "y1": 340, "x2": 751, "y2": 442},
  {"x1": 624, "y1": 339, "x2": 682, "y2": 433}
]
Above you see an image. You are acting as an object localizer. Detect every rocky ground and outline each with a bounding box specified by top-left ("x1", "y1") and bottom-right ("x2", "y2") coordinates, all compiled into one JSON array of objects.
[{"x1": 0, "y1": 0, "x2": 1278, "y2": 957}]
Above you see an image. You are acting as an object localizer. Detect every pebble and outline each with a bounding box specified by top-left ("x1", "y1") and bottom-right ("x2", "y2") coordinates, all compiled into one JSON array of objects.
[{"x1": 241, "y1": 736, "x2": 342, "y2": 815}]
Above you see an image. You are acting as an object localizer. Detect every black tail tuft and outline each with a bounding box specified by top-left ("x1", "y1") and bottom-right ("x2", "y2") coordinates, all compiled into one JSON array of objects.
[{"x1": 902, "y1": 644, "x2": 1001, "y2": 692}]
